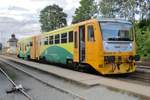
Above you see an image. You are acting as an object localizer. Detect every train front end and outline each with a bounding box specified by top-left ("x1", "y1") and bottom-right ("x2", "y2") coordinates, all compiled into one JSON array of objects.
[{"x1": 99, "y1": 19, "x2": 140, "y2": 74}]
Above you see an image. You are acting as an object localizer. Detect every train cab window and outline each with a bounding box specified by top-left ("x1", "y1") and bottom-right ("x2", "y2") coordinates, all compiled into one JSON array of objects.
[
  {"x1": 87, "y1": 25, "x2": 95, "y2": 41},
  {"x1": 69, "y1": 31, "x2": 73, "y2": 42},
  {"x1": 61, "y1": 33, "x2": 67, "y2": 43},
  {"x1": 49, "y1": 36, "x2": 53, "y2": 45},
  {"x1": 55, "y1": 34, "x2": 60, "y2": 44},
  {"x1": 44, "y1": 37, "x2": 48, "y2": 45}
]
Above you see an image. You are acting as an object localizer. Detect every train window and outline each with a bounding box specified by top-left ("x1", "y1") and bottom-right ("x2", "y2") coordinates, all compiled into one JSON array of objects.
[
  {"x1": 74, "y1": 31, "x2": 77, "y2": 48},
  {"x1": 61, "y1": 33, "x2": 67, "y2": 43},
  {"x1": 69, "y1": 31, "x2": 73, "y2": 42},
  {"x1": 87, "y1": 25, "x2": 95, "y2": 41},
  {"x1": 44, "y1": 37, "x2": 48, "y2": 45},
  {"x1": 40, "y1": 41, "x2": 42, "y2": 45},
  {"x1": 40, "y1": 38, "x2": 44, "y2": 45},
  {"x1": 55, "y1": 34, "x2": 60, "y2": 44},
  {"x1": 49, "y1": 35, "x2": 53, "y2": 44},
  {"x1": 30, "y1": 42, "x2": 33, "y2": 46},
  {"x1": 41, "y1": 38, "x2": 45, "y2": 45}
]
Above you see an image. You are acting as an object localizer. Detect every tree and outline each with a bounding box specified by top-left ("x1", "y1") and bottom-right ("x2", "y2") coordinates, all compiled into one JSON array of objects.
[
  {"x1": 72, "y1": 0, "x2": 97, "y2": 24},
  {"x1": 39, "y1": 4, "x2": 67, "y2": 32},
  {"x1": 136, "y1": 18, "x2": 150, "y2": 57},
  {"x1": 98, "y1": 0, "x2": 137, "y2": 21},
  {"x1": 99, "y1": 0, "x2": 149, "y2": 21},
  {"x1": 98, "y1": 0, "x2": 118, "y2": 18},
  {"x1": 137, "y1": 0, "x2": 150, "y2": 20},
  {"x1": 117, "y1": 0, "x2": 137, "y2": 21}
]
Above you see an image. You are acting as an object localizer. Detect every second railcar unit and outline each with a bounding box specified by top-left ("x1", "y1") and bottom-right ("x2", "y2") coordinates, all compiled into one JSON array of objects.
[{"x1": 17, "y1": 19, "x2": 140, "y2": 75}]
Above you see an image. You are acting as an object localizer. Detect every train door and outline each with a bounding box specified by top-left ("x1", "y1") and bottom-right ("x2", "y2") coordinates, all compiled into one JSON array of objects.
[
  {"x1": 73, "y1": 27, "x2": 79, "y2": 62},
  {"x1": 79, "y1": 25, "x2": 85, "y2": 63},
  {"x1": 85, "y1": 23, "x2": 97, "y2": 65},
  {"x1": 35, "y1": 36, "x2": 40, "y2": 60},
  {"x1": 30, "y1": 36, "x2": 36, "y2": 59}
]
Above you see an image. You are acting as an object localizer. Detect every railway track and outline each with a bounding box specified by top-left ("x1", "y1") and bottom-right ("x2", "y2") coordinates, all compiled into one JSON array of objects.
[
  {"x1": 137, "y1": 66, "x2": 150, "y2": 71},
  {"x1": 115, "y1": 66, "x2": 150, "y2": 86},
  {"x1": 127, "y1": 71, "x2": 150, "y2": 83},
  {"x1": 133, "y1": 71, "x2": 150, "y2": 80},
  {"x1": 0, "y1": 56, "x2": 150, "y2": 99},
  {"x1": 0, "y1": 59, "x2": 85, "y2": 100},
  {"x1": 130, "y1": 66, "x2": 150, "y2": 83},
  {"x1": 2, "y1": 57, "x2": 150, "y2": 86}
]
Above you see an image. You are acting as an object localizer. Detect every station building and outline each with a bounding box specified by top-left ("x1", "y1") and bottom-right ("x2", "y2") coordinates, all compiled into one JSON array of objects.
[{"x1": 7, "y1": 34, "x2": 18, "y2": 54}]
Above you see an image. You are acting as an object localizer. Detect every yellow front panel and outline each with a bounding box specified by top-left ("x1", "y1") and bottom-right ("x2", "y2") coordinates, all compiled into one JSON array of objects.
[{"x1": 85, "y1": 20, "x2": 104, "y2": 72}]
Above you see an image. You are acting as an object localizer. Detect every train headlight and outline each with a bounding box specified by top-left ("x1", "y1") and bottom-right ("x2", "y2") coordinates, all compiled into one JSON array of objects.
[
  {"x1": 104, "y1": 42, "x2": 109, "y2": 50},
  {"x1": 129, "y1": 43, "x2": 132, "y2": 49}
]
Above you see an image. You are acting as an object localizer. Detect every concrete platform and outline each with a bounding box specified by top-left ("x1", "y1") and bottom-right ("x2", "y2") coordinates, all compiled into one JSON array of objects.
[{"x1": 1, "y1": 55, "x2": 150, "y2": 99}]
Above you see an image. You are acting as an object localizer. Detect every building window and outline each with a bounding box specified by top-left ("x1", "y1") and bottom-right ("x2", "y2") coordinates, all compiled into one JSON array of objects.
[
  {"x1": 44, "y1": 37, "x2": 48, "y2": 45},
  {"x1": 49, "y1": 35, "x2": 53, "y2": 45},
  {"x1": 87, "y1": 25, "x2": 95, "y2": 41},
  {"x1": 61, "y1": 33, "x2": 67, "y2": 43},
  {"x1": 69, "y1": 31, "x2": 73, "y2": 42},
  {"x1": 55, "y1": 34, "x2": 60, "y2": 44}
]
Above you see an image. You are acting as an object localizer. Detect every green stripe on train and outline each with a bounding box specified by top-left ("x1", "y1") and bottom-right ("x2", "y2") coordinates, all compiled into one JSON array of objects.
[
  {"x1": 40, "y1": 46, "x2": 73, "y2": 64},
  {"x1": 18, "y1": 47, "x2": 30, "y2": 59},
  {"x1": 18, "y1": 48, "x2": 24, "y2": 58}
]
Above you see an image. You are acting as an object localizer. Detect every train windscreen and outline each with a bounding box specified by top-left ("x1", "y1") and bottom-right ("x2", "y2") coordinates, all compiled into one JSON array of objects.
[{"x1": 100, "y1": 22, "x2": 133, "y2": 41}]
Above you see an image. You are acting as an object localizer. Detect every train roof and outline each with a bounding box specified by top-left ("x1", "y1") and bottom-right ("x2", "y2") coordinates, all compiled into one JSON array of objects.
[
  {"x1": 98, "y1": 18, "x2": 132, "y2": 24},
  {"x1": 18, "y1": 34, "x2": 41, "y2": 43},
  {"x1": 18, "y1": 18, "x2": 133, "y2": 42},
  {"x1": 44, "y1": 19, "x2": 97, "y2": 35}
]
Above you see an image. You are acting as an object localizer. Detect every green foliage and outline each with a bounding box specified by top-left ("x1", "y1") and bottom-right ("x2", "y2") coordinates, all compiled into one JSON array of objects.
[
  {"x1": 136, "y1": 0, "x2": 150, "y2": 20},
  {"x1": 98, "y1": 0, "x2": 118, "y2": 18},
  {"x1": 72, "y1": 0, "x2": 97, "y2": 24},
  {"x1": 136, "y1": 18, "x2": 150, "y2": 57},
  {"x1": 40, "y1": 4, "x2": 67, "y2": 32},
  {"x1": 99, "y1": 0, "x2": 149, "y2": 21}
]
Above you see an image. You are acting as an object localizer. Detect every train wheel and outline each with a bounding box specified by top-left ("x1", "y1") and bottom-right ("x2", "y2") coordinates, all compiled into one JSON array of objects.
[
  {"x1": 27, "y1": 55, "x2": 30, "y2": 60},
  {"x1": 73, "y1": 63, "x2": 79, "y2": 71},
  {"x1": 17, "y1": 55, "x2": 20, "y2": 58}
]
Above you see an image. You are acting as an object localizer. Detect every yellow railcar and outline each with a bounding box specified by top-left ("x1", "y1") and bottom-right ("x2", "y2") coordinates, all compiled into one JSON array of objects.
[{"x1": 17, "y1": 19, "x2": 140, "y2": 75}]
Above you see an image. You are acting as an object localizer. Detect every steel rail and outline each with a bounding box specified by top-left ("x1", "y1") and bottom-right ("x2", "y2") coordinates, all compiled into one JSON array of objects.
[
  {"x1": 0, "y1": 59, "x2": 85, "y2": 100},
  {"x1": 0, "y1": 61, "x2": 34, "y2": 100}
]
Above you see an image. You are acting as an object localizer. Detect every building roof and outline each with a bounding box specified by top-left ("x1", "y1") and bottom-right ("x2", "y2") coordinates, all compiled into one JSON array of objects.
[{"x1": 7, "y1": 34, "x2": 18, "y2": 42}]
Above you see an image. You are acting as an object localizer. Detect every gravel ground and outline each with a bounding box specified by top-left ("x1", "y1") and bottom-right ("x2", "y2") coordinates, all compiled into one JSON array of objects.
[
  {"x1": 0, "y1": 65, "x2": 81, "y2": 100},
  {"x1": 0, "y1": 61, "x2": 141, "y2": 100}
]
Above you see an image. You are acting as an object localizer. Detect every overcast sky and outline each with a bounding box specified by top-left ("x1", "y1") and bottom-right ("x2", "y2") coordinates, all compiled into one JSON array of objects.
[{"x1": 0, "y1": 0, "x2": 81, "y2": 45}]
